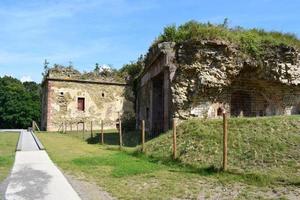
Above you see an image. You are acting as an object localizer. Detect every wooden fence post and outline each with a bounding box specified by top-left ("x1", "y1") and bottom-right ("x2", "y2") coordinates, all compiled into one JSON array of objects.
[
  {"x1": 173, "y1": 118, "x2": 177, "y2": 160},
  {"x1": 32, "y1": 121, "x2": 40, "y2": 132},
  {"x1": 223, "y1": 112, "x2": 228, "y2": 171},
  {"x1": 100, "y1": 120, "x2": 104, "y2": 145},
  {"x1": 90, "y1": 121, "x2": 93, "y2": 138},
  {"x1": 83, "y1": 122, "x2": 85, "y2": 140},
  {"x1": 119, "y1": 118, "x2": 122, "y2": 150},
  {"x1": 141, "y1": 120, "x2": 145, "y2": 152}
]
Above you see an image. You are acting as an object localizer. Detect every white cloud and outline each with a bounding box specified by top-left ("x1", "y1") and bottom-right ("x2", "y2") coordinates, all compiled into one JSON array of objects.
[{"x1": 20, "y1": 75, "x2": 33, "y2": 83}]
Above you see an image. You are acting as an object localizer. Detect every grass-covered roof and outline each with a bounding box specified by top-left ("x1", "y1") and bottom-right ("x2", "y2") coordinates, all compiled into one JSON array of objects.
[{"x1": 153, "y1": 20, "x2": 300, "y2": 57}]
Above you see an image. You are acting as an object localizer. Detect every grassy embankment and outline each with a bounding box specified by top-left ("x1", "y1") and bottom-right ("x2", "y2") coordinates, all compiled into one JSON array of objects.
[
  {"x1": 144, "y1": 116, "x2": 300, "y2": 186},
  {"x1": 37, "y1": 116, "x2": 300, "y2": 199},
  {"x1": 0, "y1": 132, "x2": 19, "y2": 182}
]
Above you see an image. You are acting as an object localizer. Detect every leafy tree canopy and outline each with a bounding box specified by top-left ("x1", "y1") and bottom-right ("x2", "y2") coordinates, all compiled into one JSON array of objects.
[
  {"x1": 0, "y1": 76, "x2": 41, "y2": 129},
  {"x1": 118, "y1": 55, "x2": 145, "y2": 83}
]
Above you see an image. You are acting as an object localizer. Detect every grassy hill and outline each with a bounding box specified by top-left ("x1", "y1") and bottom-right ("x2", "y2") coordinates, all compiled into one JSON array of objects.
[{"x1": 143, "y1": 116, "x2": 300, "y2": 186}]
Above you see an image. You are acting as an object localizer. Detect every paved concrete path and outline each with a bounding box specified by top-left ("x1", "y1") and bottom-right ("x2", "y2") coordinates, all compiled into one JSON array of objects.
[
  {"x1": 4, "y1": 131, "x2": 81, "y2": 200},
  {"x1": 18, "y1": 130, "x2": 40, "y2": 151}
]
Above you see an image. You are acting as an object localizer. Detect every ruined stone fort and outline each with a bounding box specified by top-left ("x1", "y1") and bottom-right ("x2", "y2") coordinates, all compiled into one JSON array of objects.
[
  {"x1": 136, "y1": 40, "x2": 300, "y2": 135},
  {"x1": 42, "y1": 29, "x2": 300, "y2": 135},
  {"x1": 41, "y1": 67, "x2": 135, "y2": 131}
]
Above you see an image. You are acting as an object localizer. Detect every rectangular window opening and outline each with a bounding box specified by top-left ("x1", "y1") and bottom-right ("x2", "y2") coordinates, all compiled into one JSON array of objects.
[{"x1": 78, "y1": 97, "x2": 85, "y2": 111}]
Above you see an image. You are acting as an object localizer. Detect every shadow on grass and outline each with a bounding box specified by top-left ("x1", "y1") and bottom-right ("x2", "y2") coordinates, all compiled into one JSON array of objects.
[{"x1": 86, "y1": 130, "x2": 142, "y2": 147}]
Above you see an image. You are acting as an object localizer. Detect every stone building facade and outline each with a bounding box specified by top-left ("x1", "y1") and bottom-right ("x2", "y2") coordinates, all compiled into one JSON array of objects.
[
  {"x1": 137, "y1": 40, "x2": 300, "y2": 135},
  {"x1": 41, "y1": 67, "x2": 134, "y2": 131}
]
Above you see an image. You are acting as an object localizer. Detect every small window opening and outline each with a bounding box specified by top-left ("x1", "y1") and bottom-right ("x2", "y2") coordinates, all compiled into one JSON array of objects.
[
  {"x1": 60, "y1": 92, "x2": 64, "y2": 95},
  {"x1": 78, "y1": 97, "x2": 85, "y2": 111},
  {"x1": 217, "y1": 107, "x2": 223, "y2": 116},
  {"x1": 102, "y1": 93, "x2": 105, "y2": 97}
]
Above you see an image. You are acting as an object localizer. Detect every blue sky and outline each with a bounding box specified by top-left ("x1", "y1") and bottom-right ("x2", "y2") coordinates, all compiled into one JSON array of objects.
[{"x1": 0, "y1": 0, "x2": 299, "y2": 83}]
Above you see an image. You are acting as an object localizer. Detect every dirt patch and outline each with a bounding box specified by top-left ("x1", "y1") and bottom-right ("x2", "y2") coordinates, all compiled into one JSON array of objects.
[{"x1": 64, "y1": 173, "x2": 115, "y2": 200}]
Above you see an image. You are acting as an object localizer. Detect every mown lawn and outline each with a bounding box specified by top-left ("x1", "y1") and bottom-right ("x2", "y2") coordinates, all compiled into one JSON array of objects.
[
  {"x1": 38, "y1": 129, "x2": 300, "y2": 200},
  {"x1": 0, "y1": 132, "x2": 19, "y2": 182}
]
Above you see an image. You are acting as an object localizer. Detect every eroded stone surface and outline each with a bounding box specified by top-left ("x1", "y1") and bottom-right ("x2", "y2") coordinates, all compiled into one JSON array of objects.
[
  {"x1": 137, "y1": 40, "x2": 300, "y2": 133},
  {"x1": 42, "y1": 67, "x2": 135, "y2": 131}
]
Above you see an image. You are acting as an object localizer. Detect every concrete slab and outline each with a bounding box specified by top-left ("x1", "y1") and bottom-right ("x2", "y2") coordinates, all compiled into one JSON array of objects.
[
  {"x1": 18, "y1": 131, "x2": 39, "y2": 151},
  {"x1": 5, "y1": 151, "x2": 81, "y2": 200}
]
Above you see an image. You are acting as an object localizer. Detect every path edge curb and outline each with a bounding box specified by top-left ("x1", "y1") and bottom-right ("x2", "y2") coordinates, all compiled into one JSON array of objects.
[
  {"x1": 30, "y1": 131, "x2": 45, "y2": 150},
  {"x1": 16, "y1": 131, "x2": 23, "y2": 151}
]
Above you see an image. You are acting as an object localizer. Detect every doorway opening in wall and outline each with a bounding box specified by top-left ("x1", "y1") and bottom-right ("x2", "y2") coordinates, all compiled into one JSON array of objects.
[
  {"x1": 152, "y1": 72, "x2": 164, "y2": 137},
  {"x1": 230, "y1": 91, "x2": 251, "y2": 117}
]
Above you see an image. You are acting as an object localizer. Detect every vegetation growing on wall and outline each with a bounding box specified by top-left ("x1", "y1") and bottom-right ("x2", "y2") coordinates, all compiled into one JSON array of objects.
[
  {"x1": 118, "y1": 55, "x2": 145, "y2": 96},
  {"x1": 0, "y1": 76, "x2": 41, "y2": 128},
  {"x1": 118, "y1": 55, "x2": 145, "y2": 129},
  {"x1": 154, "y1": 20, "x2": 300, "y2": 57}
]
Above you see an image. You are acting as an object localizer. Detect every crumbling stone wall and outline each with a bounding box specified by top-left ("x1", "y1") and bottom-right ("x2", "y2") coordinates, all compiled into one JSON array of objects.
[
  {"x1": 138, "y1": 39, "x2": 300, "y2": 134},
  {"x1": 42, "y1": 67, "x2": 134, "y2": 131},
  {"x1": 171, "y1": 40, "x2": 300, "y2": 119},
  {"x1": 137, "y1": 42, "x2": 175, "y2": 135}
]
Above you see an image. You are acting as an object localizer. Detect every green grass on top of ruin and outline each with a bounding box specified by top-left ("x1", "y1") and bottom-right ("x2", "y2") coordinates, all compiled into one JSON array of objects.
[
  {"x1": 153, "y1": 20, "x2": 300, "y2": 57},
  {"x1": 143, "y1": 115, "x2": 300, "y2": 187},
  {"x1": 0, "y1": 132, "x2": 19, "y2": 182}
]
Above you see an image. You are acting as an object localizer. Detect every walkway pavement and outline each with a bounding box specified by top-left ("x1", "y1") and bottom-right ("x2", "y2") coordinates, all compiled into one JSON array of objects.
[
  {"x1": 4, "y1": 131, "x2": 81, "y2": 200},
  {"x1": 18, "y1": 130, "x2": 40, "y2": 151}
]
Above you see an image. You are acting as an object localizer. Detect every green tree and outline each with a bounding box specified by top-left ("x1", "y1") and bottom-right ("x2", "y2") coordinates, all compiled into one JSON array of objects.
[
  {"x1": 119, "y1": 55, "x2": 145, "y2": 107},
  {"x1": 0, "y1": 76, "x2": 41, "y2": 129},
  {"x1": 119, "y1": 55, "x2": 144, "y2": 82}
]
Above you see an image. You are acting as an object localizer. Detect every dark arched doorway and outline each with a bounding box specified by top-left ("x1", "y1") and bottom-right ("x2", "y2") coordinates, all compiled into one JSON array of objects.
[{"x1": 230, "y1": 91, "x2": 252, "y2": 117}]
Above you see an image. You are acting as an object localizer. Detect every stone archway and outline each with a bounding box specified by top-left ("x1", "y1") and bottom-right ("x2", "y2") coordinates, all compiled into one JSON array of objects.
[{"x1": 230, "y1": 91, "x2": 252, "y2": 117}]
